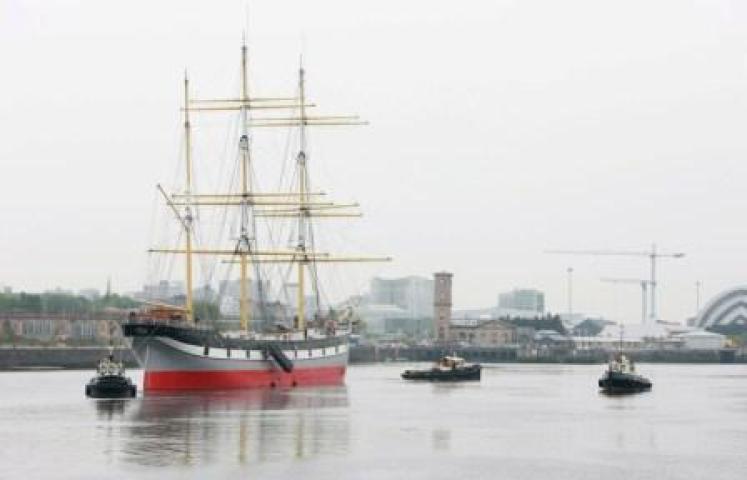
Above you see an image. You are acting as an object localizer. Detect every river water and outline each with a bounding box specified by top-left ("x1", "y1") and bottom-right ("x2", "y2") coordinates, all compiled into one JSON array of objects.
[{"x1": 1, "y1": 363, "x2": 746, "y2": 479}]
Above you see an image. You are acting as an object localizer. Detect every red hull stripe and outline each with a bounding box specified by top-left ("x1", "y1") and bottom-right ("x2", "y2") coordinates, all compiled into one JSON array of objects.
[{"x1": 144, "y1": 366, "x2": 346, "y2": 391}]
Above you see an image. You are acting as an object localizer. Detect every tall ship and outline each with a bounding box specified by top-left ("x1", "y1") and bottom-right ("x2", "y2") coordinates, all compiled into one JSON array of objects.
[{"x1": 124, "y1": 39, "x2": 388, "y2": 391}]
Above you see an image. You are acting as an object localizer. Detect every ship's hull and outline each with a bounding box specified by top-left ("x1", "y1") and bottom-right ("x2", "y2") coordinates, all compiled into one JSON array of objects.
[
  {"x1": 86, "y1": 374, "x2": 137, "y2": 398},
  {"x1": 401, "y1": 364, "x2": 481, "y2": 381},
  {"x1": 598, "y1": 370, "x2": 652, "y2": 393},
  {"x1": 124, "y1": 323, "x2": 348, "y2": 391}
]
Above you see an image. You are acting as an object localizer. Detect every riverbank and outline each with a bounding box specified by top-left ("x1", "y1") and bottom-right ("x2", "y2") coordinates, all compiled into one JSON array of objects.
[
  {"x1": 1, "y1": 345, "x2": 744, "y2": 370},
  {"x1": 0, "y1": 346, "x2": 137, "y2": 369},
  {"x1": 349, "y1": 345, "x2": 746, "y2": 364}
]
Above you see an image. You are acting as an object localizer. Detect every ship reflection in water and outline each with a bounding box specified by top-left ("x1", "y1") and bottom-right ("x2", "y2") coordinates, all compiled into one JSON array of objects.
[{"x1": 95, "y1": 387, "x2": 350, "y2": 468}]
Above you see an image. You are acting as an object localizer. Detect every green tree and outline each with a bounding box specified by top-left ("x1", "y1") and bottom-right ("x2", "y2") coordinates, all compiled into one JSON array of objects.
[{"x1": 0, "y1": 319, "x2": 17, "y2": 345}]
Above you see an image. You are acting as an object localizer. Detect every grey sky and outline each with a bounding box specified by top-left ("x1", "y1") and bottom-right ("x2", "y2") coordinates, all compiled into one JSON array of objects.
[{"x1": 1, "y1": 0, "x2": 746, "y2": 324}]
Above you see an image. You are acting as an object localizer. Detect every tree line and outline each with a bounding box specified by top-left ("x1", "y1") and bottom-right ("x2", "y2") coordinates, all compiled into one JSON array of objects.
[{"x1": 0, "y1": 291, "x2": 140, "y2": 315}]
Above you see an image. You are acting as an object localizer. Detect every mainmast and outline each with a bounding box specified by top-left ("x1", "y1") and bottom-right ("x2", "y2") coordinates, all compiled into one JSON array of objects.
[
  {"x1": 183, "y1": 72, "x2": 194, "y2": 323},
  {"x1": 296, "y1": 64, "x2": 308, "y2": 330},
  {"x1": 238, "y1": 39, "x2": 252, "y2": 333}
]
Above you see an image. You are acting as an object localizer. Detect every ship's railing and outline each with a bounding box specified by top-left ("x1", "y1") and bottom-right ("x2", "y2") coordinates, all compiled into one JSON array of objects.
[
  {"x1": 122, "y1": 316, "x2": 213, "y2": 331},
  {"x1": 223, "y1": 328, "x2": 350, "y2": 341},
  {"x1": 123, "y1": 317, "x2": 350, "y2": 339}
]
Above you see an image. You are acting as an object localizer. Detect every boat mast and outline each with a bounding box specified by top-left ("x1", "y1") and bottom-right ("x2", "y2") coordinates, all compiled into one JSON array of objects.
[
  {"x1": 151, "y1": 44, "x2": 390, "y2": 332},
  {"x1": 183, "y1": 72, "x2": 194, "y2": 323},
  {"x1": 239, "y1": 39, "x2": 252, "y2": 333},
  {"x1": 296, "y1": 64, "x2": 308, "y2": 331}
]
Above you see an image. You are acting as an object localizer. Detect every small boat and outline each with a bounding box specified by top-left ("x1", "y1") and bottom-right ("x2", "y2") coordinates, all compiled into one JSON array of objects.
[
  {"x1": 85, "y1": 353, "x2": 137, "y2": 399},
  {"x1": 401, "y1": 356, "x2": 481, "y2": 381},
  {"x1": 598, "y1": 354, "x2": 651, "y2": 393}
]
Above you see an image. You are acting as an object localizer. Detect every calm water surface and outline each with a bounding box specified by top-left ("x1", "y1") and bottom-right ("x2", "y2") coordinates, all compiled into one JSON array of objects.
[{"x1": 1, "y1": 363, "x2": 746, "y2": 479}]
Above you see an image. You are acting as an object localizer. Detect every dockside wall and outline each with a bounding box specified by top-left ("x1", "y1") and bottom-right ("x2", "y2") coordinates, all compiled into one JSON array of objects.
[{"x1": 0, "y1": 345, "x2": 744, "y2": 369}]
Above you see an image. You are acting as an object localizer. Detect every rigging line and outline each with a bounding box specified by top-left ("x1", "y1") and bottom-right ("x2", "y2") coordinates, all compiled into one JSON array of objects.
[
  {"x1": 308, "y1": 239, "x2": 323, "y2": 315},
  {"x1": 256, "y1": 216, "x2": 282, "y2": 313},
  {"x1": 155, "y1": 118, "x2": 187, "y2": 287},
  {"x1": 297, "y1": 134, "x2": 325, "y2": 319},
  {"x1": 190, "y1": 187, "x2": 214, "y2": 305},
  {"x1": 152, "y1": 206, "x2": 175, "y2": 288},
  {"x1": 153, "y1": 227, "x2": 184, "y2": 303},
  {"x1": 215, "y1": 250, "x2": 239, "y2": 330},
  {"x1": 254, "y1": 103, "x2": 300, "y2": 296},
  {"x1": 258, "y1": 131, "x2": 297, "y2": 307},
  {"x1": 243, "y1": 131, "x2": 270, "y2": 332},
  {"x1": 281, "y1": 256, "x2": 299, "y2": 325},
  {"x1": 304, "y1": 163, "x2": 324, "y2": 318},
  {"x1": 275, "y1": 99, "x2": 300, "y2": 192},
  {"x1": 191, "y1": 220, "x2": 221, "y2": 315},
  {"x1": 250, "y1": 169, "x2": 274, "y2": 330},
  {"x1": 200, "y1": 114, "x2": 241, "y2": 291},
  {"x1": 151, "y1": 213, "x2": 168, "y2": 285},
  {"x1": 223, "y1": 140, "x2": 242, "y2": 239},
  {"x1": 144, "y1": 186, "x2": 162, "y2": 297},
  {"x1": 250, "y1": 250, "x2": 272, "y2": 329}
]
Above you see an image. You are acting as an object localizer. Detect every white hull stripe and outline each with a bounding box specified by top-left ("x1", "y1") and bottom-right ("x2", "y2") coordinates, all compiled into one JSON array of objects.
[{"x1": 156, "y1": 336, "x2": 348, "y2": 361}]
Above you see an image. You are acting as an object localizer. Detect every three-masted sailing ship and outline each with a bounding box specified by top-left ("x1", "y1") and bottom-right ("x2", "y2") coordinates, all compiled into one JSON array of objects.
[{"x1": 123, "y1": 39, "x2": 388, "y2": 391}]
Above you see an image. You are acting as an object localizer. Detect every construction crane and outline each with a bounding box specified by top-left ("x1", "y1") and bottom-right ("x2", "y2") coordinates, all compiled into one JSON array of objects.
[
  {"x1": 546, "y1": 244, "x2": 685, "y2": 322},
  {"x1": 600, "y1": 278, "x2": 651, "y2": 324}
]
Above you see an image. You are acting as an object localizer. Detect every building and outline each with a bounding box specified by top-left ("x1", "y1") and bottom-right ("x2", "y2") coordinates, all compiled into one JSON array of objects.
[
  {"x1": 429, "y1": 272, "x2": 519, "y2": 346},
  {"x1": 573, "y1": 321, "x2": 728, "y2": 352},
  {"x1": 449, "y1": 319, "x2": 516, "y2": 346},
  {"x1": 433, "y1": 272, "x2": 453, "y2": 342},
  {"x1": 370, "y1": 276, "x2": 434, "y2": 318},
  {"x1": 498, "y1": 288, "x2": 545, "y2": 314},
  {"x1": 695, "y1": 286, "x2": 747, "y2": 334},
  {"x1": 355, "y1": 304, "x2": 409, "y2": 335},
  {"x1": 673, "y1": 330, "x2": 726, "y2": 350},
  {"x1": 346, "y1": 275, "x2": 435, "y2": 339},
  {"x1": 572, "y1": 335, "x2": 645, "y2": 351},
  {"x1": 0, "y1": 313, "x2": 123, "y2": 344},
  {"x1": 136, "y1": 280, "x2": 185, "y2": 301},
  {"x1": 218, "y1": 279, "x2": 274, "y2": 324}
]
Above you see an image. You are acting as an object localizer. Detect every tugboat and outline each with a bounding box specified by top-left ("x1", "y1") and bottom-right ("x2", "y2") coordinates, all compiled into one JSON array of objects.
[
  {"x1": 85, "y1": 351, "x2": 137, "y2": 399},
  {"x1": 401, "y1": 356, "x2": 481, "y2": 381},
  {"x1": 598, "y1": 354, "x2": 652, "y2": 394}
]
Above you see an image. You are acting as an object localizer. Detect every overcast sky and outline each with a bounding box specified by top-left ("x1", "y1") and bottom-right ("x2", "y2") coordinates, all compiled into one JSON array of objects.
[{"x1": 2, "y1": 0, "x2": 746, "y2": 324}]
